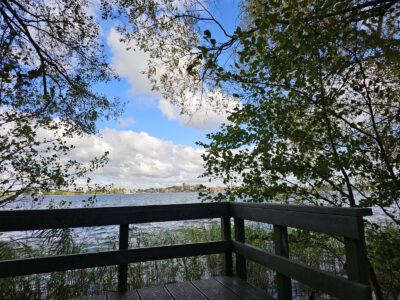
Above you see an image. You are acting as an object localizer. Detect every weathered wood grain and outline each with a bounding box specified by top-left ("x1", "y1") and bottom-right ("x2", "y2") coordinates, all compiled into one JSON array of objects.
[
  {"x1": 214, "y1": 276, "x2": 275, "y2": 300},
  {"x1": 107, "y1": 291, "x2": 140, "y2": 300},
  {"x1": 138, "y1": 286, "x2": 173, "y2": 300},
  {"x1": 165, "y1": 281, "x2": 208, "y2": 300},
  {"x1": 69, "y1": 295, "x2": 107, "y2": 300},
  {"x1": 191, "y1": 278, "x2": 242, "y2": 300}
]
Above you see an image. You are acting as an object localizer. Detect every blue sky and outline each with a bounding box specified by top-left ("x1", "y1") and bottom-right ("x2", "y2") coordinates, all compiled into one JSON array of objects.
[
  {"x1": 72, "y1": 1, "x2": 241, "y2": 189},
  {"x1": 97, "y1": 1, "x2": 240, "y2": 146}
]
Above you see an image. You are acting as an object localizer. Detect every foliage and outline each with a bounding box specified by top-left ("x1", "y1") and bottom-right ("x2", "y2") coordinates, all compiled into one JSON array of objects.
[
  {"x1": 366, "y1": 223, "x2": 400, "y2": 298},
  {"x1": 102, "y1": 0, "x2": 238, "y2": 116},
  {"x1": 198, "y1": 0, "x2": 400, "y2": 223},
  {"x1": 104, "y1": 1, "x2": 400, "y2": 298},
  {"x1": 0, "y1": 0, "x2": 121, "y2": 206},
  {"x1": 105, "y1": 0, "x2": 400, "y2": 221}
]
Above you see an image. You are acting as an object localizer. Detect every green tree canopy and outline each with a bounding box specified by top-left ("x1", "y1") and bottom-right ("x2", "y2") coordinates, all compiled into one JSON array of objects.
[
  {"x1": 108, "y1": 0, "x2": 400, "y2": 224},
  {"x1": 106, "y1": 2, "x2": 400, "y2": 296},
  {"x1": 0, "y1": 0, "x2": 121, "y2": 205},
  {"x1": 201, "y1": 0, "x2": 400, "y2": 223}
]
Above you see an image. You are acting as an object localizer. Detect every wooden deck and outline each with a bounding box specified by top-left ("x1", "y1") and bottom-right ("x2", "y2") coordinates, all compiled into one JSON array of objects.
[
  {"x1": 0, "y1": 202, "x2": 373, "y2": 300},
  {"x1": 75, "y1": 277, "x2": 274, "y2": 300}
]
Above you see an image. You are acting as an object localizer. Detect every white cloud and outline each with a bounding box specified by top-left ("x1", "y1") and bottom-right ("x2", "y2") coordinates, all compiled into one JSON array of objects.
[
  {"x1": 158, "y1": 90, "x2": 241, "y2": 131},
  {"x1": 107, "y1": 28, "x2": 241, "y2": 131},
  {"x1": 107, "y1": 28, "x2": 159, "y2": 97},
  {"x1": 68, "y1": 128, "x2": 213, "y2": 188},
  {"x1": 118, "y1": 117, "x2": 136, "y2": 127},
  {"x1": 157, "y1": 99, "x2": 223, "y2": 131}
]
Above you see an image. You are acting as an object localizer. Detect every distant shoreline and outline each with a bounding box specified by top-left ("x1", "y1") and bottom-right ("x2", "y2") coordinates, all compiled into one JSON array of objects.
[
  {"x1": 36, "y1": 184, "x2": 225, "y2": 196},
  {"x1": 40, "y1": 190, "x2": 202, "y2": 196}
]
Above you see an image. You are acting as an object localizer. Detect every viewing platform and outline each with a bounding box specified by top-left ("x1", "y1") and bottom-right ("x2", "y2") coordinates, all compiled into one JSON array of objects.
[
  {"x1": 0, "y1": 202, "x2": 372, "y2": 300},
  {"x1": 83, "y1": 276, "x2": 271, "y2": 300}
]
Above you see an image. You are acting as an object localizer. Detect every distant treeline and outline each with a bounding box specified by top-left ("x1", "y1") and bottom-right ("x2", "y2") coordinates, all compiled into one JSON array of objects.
[{"x1": 39, "y1": 184, "x2": 221, "y2": 196}]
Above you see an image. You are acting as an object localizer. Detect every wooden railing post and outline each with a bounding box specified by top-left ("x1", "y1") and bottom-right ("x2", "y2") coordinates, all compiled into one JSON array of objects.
[
  {"x1": 274, "y1": 225, "x2": 292, "y2": 300},
  {"x1": 221, "y1": 217, "x2": 233, "y2": 276},
  {"x1": 234, "y1": 218, "x2": 247, "y2": 280},
  {"x1": 118, "y1": 224, "x2": 129, "y2": 292},
  {"x1": 344, "y1": 218, "x2": 371, "y2": 299}
]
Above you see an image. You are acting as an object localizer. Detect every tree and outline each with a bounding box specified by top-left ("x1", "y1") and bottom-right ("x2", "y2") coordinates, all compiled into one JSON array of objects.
[
  {"x1": 107, "y1": 0, "x2": 400, "y2": 297},
  {"x1": 108, "y1": 0, "x2": 400, "y2": 221},
  {"x1": 0, "y1": 0, "x2": 121, "y2": 206},
  {"x1": 201, "y1": 0, "x2": 400, "y2": 222}
]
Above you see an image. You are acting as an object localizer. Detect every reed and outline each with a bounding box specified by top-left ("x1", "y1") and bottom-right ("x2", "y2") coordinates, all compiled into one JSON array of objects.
[{"x1": 0, "y1": 221, "x2": 399, "y2": 299}]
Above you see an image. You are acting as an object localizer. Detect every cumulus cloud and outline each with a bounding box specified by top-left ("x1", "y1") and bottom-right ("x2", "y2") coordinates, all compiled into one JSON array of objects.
[
  {"x1": 157, "y1": 90, "x2": 241, "y2": 131},
  {"x1": 68, "y1": 128, "x2": 210, "y2": 188},
  {"x1": 107, "y1": 28, "x2": 241, "y2": 131},
  {"x1": 107, "y1": 28, "x2": 159, "y2": 97}
]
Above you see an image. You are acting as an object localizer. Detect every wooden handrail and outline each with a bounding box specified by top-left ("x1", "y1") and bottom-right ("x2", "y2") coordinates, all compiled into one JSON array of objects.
[
  {"x1": 232, "y1": 241, "x2": 370, "y2": 300},
  {"x1": 0, "y1": 202, "x2": 372, "y2": 300},
  {"x1": 0, "y1": 241, "x2": 231, "y2": 278},
  {"x1": 230, "y1": 202, "x2": 372, "y2": 216},
  {"x1": 0, "y1": 202, "x2": 230, "y2": 231},
  {"x1": 230, "y1": 203, "x2": 371, "y2": 239}
]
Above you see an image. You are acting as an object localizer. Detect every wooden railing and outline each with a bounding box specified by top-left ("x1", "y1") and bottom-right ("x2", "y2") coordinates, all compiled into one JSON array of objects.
[{"x1": 0, "y1": 202, "x2": 372, "y2": 300}]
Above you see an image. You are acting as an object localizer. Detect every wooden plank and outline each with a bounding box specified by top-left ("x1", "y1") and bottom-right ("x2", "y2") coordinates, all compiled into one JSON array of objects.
[
  {"x1": 138, "y1": 286, "x2": 173, "y2": 300},
  {"x1": 191, "y1": 278, "x2": 242, "y2": 300},
  {"x1": 273, "y1": 225, "x2": 291, "y2": 300},
  {"x1": 344, "y1": 218, "x2": 370, "y2": 296},
  {"x1": 221, "y1": 217, "x2": 233, "y2": 276},
  {"x1": 231, "y1": 205, "x2": 364, "y2": 239},
  {"x1": 118, "y1": 224, "x2": 129, "y2": 292},
  {"x1": 214, "y1": 276, "x2": 275, "y2": 300},
  {"x1": 231, "y1": 203, "x2": 372, "y2": 217},
  {"x1": 344, "y1": 237, "x2": 370, "y2": 288},
  {"x1": 165, "y1": 281, "x2": 208, "y2": 300},
  {"x1": 0, "y1": 202, "x2": 230, "y2": 232},
  {"x1": 232, "y1": 241, "x2": 371, "y2": 300},
  {"x1": 0, "y1": 203, "x2": 371, "y2": 233},
  {"x1": 0, "y1": 241, "x2": 231, "y2": 278},
  {"x1": 69, "y1": 295, "x2": 107, "y2": 300},
  {"x1": 234, "y1": 218, "x2": 247, "y2": 280},
  {"x1": 107, "y1": 290, "x2": 140, "y2": 300}
]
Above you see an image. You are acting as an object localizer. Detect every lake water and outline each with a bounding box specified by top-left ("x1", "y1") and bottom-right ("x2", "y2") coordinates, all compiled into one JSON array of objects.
[
  {"x1": 3, "y1": 192, "x2": 202, "y2": 209},
  {"x1": 0, "y1": 192, "x2": 391, "y2": 250},
  {"x1": 0, "y1": 193, "x2": 209, "y2": 249}
]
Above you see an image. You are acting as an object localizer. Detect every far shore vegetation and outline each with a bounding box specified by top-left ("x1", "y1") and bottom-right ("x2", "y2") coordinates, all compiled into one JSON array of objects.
[
  {"x1": 7, "y1": 183, "x2": 376, "y2": 197},
  {"x1": 3, "y1": 183, "x2": 226, "y2": 197}
]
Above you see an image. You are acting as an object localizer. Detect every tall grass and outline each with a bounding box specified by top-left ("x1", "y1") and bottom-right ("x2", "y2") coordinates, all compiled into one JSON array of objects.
[
  {"x1": 0, "y1": 222, "x2": 223, "y2": 299},
  {"x1": 0, "y1": 221, "x2": 399, "y2": 299}
]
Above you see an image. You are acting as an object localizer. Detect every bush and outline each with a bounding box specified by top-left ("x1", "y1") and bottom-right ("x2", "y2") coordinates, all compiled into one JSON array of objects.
[{"x1": 366, "y1": 223, "x2": 400, "y2": 300}]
